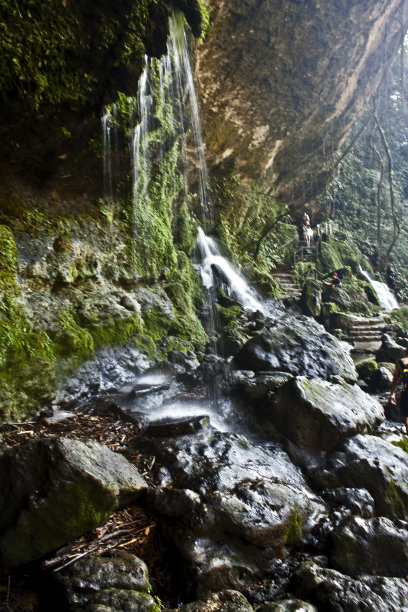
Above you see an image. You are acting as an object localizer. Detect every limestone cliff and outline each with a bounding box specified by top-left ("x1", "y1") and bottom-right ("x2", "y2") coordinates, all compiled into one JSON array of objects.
[{"x1": 195, "y1": 0, "x2": 406, "y2": 208}]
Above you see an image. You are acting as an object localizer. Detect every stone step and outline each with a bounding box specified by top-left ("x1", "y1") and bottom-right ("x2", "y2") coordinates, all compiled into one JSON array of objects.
[
  {"x1": 346, "y1": 335, "x2": 383, "y2": 343},
  {"x1": 348, "y1": 329, "x2": 384, "y2": 337}
]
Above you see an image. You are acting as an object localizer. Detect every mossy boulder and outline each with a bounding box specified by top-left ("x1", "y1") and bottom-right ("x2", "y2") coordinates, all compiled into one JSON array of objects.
[
  {"x1": 300, "y1": 279, "x2": 322, "y2": 317},
  {"x1": 356, "y1": 359, "x2": 378, "y2": 382},
  {"x1": 0, "y1": 437, "x2": 147, "y2": 569},
  {"x1": 53, "y1": 550, "x2": 157, "y2": 612}
]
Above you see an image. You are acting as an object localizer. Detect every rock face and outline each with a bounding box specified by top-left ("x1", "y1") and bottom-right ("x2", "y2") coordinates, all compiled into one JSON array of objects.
[
  {"x1": 0, "y1": 437, "x2": 147, "y2": 569},
  {"x1": 234, "y1": 317, "x2": 357, "y2": 382},
  {"x1": 311, "y1": 434, "x2": 408, "y2": 520},
  {"x1": 53, "y1": 550, "x2": 156, "y2": 612},
  {"x1": 268, "y1": 377, "x2": 384, "y2": 453},
  {"x1": 196, "y1": 0, "x2": 405, "y2": 206},
  {"x1": 292, "y1": 561, "x2": 408, "y2": 612},
  {"x1": 134, "y1": 425, "x2": 327, "y2": 594},
  {"x1": 330, "y1": 516, "x2": 408, "y2": 577}
]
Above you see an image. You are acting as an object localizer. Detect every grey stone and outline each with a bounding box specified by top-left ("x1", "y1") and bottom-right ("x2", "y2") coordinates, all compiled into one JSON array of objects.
[
  {"x1": 376, "y1": 334, "x2": 406, "y2": 364},
  {"x1": 54, "y1": 550, "x2": 155, "y2": 612},
  {"x1": 134, "y1": 427, "x2": 327, "y2": 593},
  {"x1": 0, "y1": 438, "x2": 147, "y2": 568},
  {"x1": 311, "y1": 434, "x2": 408, "y2": 520},
  {"x1": 331, "y1": 515, "x2": 408, "y2": 577},
  {"x1": 235, "y1": 316, "x2": 357, "y2": 382},
  {"x1": 322, "y1": 487, "x2": 374, "y2": 518},
  {"x1": 292, "y1": 561, "x2": 408, "y2": 611},
  {"x1": 268, "y1": 377, "x2": 384, "y2": 453}
]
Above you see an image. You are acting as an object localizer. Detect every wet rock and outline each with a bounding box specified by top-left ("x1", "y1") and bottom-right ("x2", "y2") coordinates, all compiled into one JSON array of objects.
[
  {"x1": 55, "y1": 343, "x2": 150, "y2": 408},
  {"x1": 356, "y1": 359, "x2": 378, "y2": 382},
  {"x1": 322, "y1": 286, "x2": 351, "y2": 309},
  {"x1": 300, "y1": 280, "x2": 322, "y2": 318},
  {"x1": 232, "y1": 371, "x2": 293, "y2": 406},
  {"x1": 330, "y1": 312, "x2": 361, "y2": 332},
  {"x1": 146, "y1": 415, "x2": 210, "y2": 437},
  {"x1": 368, "y1": 366, "x2": 393, "y2": 392},
  {"x1": 168, "y1": 589, "x2": 254, "y2": 611},
  {"x1": 310, "y1": 434, "x2": 408, "y2": 520},
  {"x1": 376, "y1": 334, "x2": 406, "y2": 363},
  {"x1": 322, "y1": 487, "x2": 374, "y2": 518},
  {"x1": 134, "y1": 427, "x2": 327, "y2": 593},
  {"x1": 259, "y1": 599, "x2": 317, "y2": 612},
  {"x1": 0, "y1": 438, "x2": 147, "y2": 569},
  {"x1": 235, "y1": 317, "x2": 357, "y2": 382},
  {"x1": 292, "y1": 561, "x2": 408, "y2": 611},
  {"x1": 265, "y1": 377, "x2": 384, "y2": 453},
  {"x1": 331, "y1": 516, "x2": 408, "y2": 577},
  {"x1": 53, "y1": 550, "x2": 155, "y2": 611}
]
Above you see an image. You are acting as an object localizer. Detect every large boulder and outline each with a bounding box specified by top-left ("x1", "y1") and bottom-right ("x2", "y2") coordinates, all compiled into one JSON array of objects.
[
  {"x1": 310, "y1": 434, "x2": 408, "y2": 520},
  {"x1": 53, "y1": 550, "x2": 156, "y2": 612},
  {"x1": 330, "y1": 516, "x2": 408, "y2": 577},
  {"x1": 376, "y1": 333, "x2": 406, "y2": 363},
  {"x1": 134, "y1": 426, "x2": 327, "y2": 594},
  {"x1": 0, "y1": 437, "x2": 147, "y2": 569},
  {"x1": 234, "y1": 317, "x2": 357, "y2": 382},
  {"x1": 300, "y1": 280, "x2": 322, "y2": 318},
  {"x1": 292, "y1": 561, "x2": 408, "y2": 611},
  {"x1": 266, "y1": 377, "x2": 384, "y2": 453}
]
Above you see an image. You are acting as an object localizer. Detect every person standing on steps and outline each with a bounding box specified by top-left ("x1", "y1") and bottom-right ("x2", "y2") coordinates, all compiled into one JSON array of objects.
[
  {"x1": 390, "y1": 349, "x2": 408, "y2": 435},
  {"x1": 301, "y1": 212, "x2": 313, "y2": 248}
]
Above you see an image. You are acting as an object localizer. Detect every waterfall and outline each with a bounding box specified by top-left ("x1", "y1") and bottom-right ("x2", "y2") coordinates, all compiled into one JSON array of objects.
[
  {"x1": 101, "y1": 109, "x2": 113, "y2": 201},
  {"x1": 132, "y1": 56, "x2": 153, "y2": 216},
  {"x1": 195, "y1": 228, "x2": 264, "y2": 313},
  {"x1": 360, "y1": 267, "x2": 399, "y2": 311}
]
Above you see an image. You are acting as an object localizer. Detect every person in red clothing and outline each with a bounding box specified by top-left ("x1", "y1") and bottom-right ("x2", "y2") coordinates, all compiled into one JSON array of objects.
[{"x1": 323, "y1": 272, "x2": 342, "y2": 288}]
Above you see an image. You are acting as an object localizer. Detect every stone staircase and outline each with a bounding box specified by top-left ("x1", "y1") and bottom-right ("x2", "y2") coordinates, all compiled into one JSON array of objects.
[
  {"x1": 271, "y1": 265, "x2": 302, "y2": 300},
  {"x1": 343, "y1": 316, "x2": 385, "y2": 356}
]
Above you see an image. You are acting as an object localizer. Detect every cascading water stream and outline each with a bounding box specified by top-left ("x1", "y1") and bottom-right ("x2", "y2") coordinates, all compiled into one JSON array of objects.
[
  {"x1": 359, "y1": 267, "x2": 399, "y2": 311},
  {"x1": 97, "y1": 12, "x2": 274, "y2": 425},
  {"x1": 195, "y1": 228, "x2": 265, "y2": 314}
]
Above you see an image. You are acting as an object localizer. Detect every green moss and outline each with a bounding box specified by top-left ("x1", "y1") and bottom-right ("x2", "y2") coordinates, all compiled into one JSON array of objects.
[
  {"x1": 90, "y1": 315, "x2": 144, "y2": 350},
  {"x1": 356, "y1": 359, "x2": 378, "y2": 382},
  {"x1": 385, "y1": 467, "x2": 406, "y2": 518},
  {"x1": 390, "y1": 306, "x2": 408, "y2": 333},
  {"x1": 392, "y1": 435, "x2": 408, "y2": 454},
  {"x1": 55, "y1": 312, "x2": 95, "y2": 364},
  {"x1": 293, "y1": 262, "x2": 317, "y2": 288},
  {"x1": 175, "y1": 204, "x2": 198, "y2": 255},
  {"x1": 0, "y1": 225, "x2": 18, "y2": 289},
  {"x1": 216, "y1": 304, "x2": 242, "y2": 323},
  {"x1": 285, "y1": 503, "x2": 303, "y2": 546},
  {"x1": 317, "y1": 240, "x2": 343, "y2": 274}
]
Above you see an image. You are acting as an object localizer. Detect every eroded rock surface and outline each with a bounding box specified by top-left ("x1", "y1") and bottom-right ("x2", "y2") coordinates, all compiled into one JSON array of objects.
[
  {"x1": 234, "y1": 317, "x2": 357, "y2": 382},
  {"x1": 53, "y1": 550, "x2": 155, "y2": 612},
  {"x1": 330, "y1": 516, "x2": 408, "y2": 577},
  {"x1": 267, "y1": 377, "x2": 384, "y2": 453},
  {"x1": 197, "y1": 0, "x2": 405, "y2": 205},
  {"x1": 134, "y1": 425, "x2": 327, "y2": 593},
  {"x1": 310, "y1": 434, "x2": 408, "y2": 520},
  {"x1": 292, "y1": 561, "x2": 408, "y2": 611},
  {"x1": 0, "y1": 437, "x2": 147, "y2": 568}
]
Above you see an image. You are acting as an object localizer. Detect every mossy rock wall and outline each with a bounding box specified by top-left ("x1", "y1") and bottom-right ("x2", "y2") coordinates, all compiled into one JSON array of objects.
[{"x1": 0, "y1": 206, "x2": 207, "y2": 422}]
